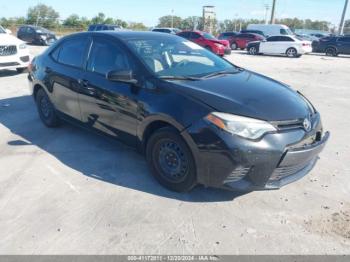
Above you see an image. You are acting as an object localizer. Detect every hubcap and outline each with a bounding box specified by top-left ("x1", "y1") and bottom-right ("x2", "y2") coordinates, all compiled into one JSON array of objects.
[
  {"x1": 158, "y1": 140, "x2": 188, "y2": 182},
  {"x1": 40, "y1": 96, "x2": 51, "y2": 118},
  {"x1": 250, "y1": 47, "x2": 256, "y2": 54},
  {"x1": 287, "y1": 49, "x2": 296, "y2": 57}
]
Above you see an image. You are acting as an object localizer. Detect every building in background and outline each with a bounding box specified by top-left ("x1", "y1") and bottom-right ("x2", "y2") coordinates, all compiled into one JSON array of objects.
[{"x1": 202, "y1": 5, "x2": 216, "y2": 33}]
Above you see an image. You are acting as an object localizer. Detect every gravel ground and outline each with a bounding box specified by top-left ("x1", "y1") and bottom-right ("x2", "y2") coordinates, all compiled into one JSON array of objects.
[{"x1": 0, "y1": 45, "x2": 349, "y2": 254}]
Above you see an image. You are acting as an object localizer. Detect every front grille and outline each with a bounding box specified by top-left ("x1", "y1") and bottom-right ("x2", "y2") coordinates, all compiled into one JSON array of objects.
[
  {"x1": 0, "y1": 62, "x2": 19, "y2": 67},
  {"x1": 0, "y1": 45, "x2": 17, "y2": 56},
  {"x1": 270, "y1": 161, "x2": 311, "y2": 181},
  {"x1": 224, "y1": 167, "x2": 250, "y2": 183}
]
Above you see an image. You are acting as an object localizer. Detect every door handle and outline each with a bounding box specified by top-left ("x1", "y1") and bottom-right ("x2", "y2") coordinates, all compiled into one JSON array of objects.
[
  {"x1": 78, "y1": 79, "x2": 96, "y2": 95},
  {"x1": 44, "y1": 67, "x2": 52, "y2": 73}
]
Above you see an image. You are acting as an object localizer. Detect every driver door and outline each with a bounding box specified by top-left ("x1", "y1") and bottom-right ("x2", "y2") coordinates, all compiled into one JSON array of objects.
[{"x1": 78, "y1": 36, "x2": 140, "y2": 140}]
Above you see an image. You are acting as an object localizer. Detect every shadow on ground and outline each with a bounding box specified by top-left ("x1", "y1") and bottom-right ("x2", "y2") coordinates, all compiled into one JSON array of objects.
[{"x1": 0, "y1": 95, "x2": 246, "y2": 202}]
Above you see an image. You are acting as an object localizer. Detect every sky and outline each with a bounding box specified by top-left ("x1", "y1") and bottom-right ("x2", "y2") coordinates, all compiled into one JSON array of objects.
[{"x1": 0, "y1": 0, "x2": 348, "y2": 27}]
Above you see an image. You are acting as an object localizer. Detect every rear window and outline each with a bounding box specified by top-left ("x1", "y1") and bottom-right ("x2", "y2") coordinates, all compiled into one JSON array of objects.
[{"x1": 56, "y1": 38, "x2": 89, "y2": 68}]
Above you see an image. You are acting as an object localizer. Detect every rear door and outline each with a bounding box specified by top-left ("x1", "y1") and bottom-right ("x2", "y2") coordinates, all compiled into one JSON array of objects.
[
  {"x1": 48, "y1": 36, "x2": 91, "y2": 120},
  {"x1": 78, "y1": 36, "x2": 139, "y2": 139},
  {"x1": 337, "y1": 37, "x2": 350, "y2": 54}
]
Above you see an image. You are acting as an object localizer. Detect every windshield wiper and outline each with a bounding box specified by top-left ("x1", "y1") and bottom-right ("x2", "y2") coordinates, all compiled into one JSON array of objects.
[
  {"x1": 202, "y1": 68, "x2": 244, "y2": 79},
  {"x1": 159, "y1": 75, "x2": 201, "y2": 81}
]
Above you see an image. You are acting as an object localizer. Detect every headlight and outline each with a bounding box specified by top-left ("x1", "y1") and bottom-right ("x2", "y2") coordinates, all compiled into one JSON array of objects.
[
  {"x1": 40, "y1": 35, "x2": 47, "y2": 40},
  {"x1": 19, "y1": 43, "x2": 27, "y2": 49},
  {"x1": 214, "y1": 43, "x2": 223, "y2": 48},
  {"x1": 205, "y1": 112, "x2": 276, "y2": 140}
]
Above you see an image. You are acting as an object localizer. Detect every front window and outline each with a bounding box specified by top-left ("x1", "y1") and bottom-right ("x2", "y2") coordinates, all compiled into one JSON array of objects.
[
  {"x1": 126, "y1": 37, "x2": 236, "y2": 78},
  {"x1": 202, "y1": 32, "x2": 216, "y2": 40}
]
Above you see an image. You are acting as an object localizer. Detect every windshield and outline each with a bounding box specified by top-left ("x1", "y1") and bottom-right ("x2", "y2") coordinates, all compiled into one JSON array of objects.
[
  {"x1": 202, "y1": 32, "x2": 216, "y2": 40},
  {"x1": 280, "y1": 28, "x2": 294, "y2": 35},
  {"x1": 35, "y1": 27, "x2": 50, "y2": 33},
  {"x1": 126, "y1": 37, "x2": 236, "y2": 78},
  {"x1": 0, "y1": 26, "x2": 5, "y2": 34}
]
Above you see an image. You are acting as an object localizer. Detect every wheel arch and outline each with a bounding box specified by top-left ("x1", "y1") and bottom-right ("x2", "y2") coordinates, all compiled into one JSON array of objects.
[{"x1": 138, "y1": 115, "x2": 205, "y2": 185}]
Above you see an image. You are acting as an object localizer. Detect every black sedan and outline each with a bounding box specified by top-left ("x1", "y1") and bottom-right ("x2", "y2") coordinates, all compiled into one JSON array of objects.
[
  {"x1": 28, "y1": 31, "x2": 329, "y2": 192},
  {"x1": 17, "y1": 25, "x2": 57, "y2": 46}
]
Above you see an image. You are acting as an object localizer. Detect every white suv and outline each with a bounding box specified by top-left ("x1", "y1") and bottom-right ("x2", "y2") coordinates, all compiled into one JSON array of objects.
[{"x1": 0, "y1": 25, "x2": 31, "y2": 73}]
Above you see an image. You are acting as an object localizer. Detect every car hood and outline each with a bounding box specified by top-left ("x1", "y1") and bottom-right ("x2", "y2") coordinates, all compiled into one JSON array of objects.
[
  {"x1": 0, "y1": 33, "x2": 23, "y2": 45},
  {"x1": 170, "y1": 70, "x2": 312, "y2": 121},
  {"x1": 209, "y1": 39, "x2": 229, "y2": 47}
]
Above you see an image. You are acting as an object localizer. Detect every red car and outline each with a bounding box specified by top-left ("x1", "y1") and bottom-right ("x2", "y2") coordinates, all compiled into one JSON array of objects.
[
  {"x1": 177, "y1": 30, "x2": 231, "y2": 56},
  {"x1": 219, "y1": 32, "x2": 264, "y2": 50}
]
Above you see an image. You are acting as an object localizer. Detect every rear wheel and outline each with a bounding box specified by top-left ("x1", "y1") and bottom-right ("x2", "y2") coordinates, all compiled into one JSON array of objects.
[
  {"x1": 248, "y1": 46, "x2": 258, "y2": 55},
  {"x1": 35, "y1": 88, "x2": 60, "y2": 127},
  {"x1": 286, "y1": 47, "x2": 298, "y2": 57},
  {"x1": 146, "y1": 127, "x2": 197, "y2": 192},
  {"x1": 325, "y1": 47, "x2": 337, "y2": 57}
]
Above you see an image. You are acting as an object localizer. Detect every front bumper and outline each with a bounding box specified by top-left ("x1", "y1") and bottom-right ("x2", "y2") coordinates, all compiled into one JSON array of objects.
[
  {"x1": 186, "y1": 113, "x2": 329, "y2": 191},
  {"x1": 0, "y1": 49, "x2": 31, "y2": 70}
]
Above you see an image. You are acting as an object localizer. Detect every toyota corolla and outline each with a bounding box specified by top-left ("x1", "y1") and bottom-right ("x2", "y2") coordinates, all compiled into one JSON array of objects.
[{"x1": 28, "y1": 32, "x2": 329, "y2": 192}]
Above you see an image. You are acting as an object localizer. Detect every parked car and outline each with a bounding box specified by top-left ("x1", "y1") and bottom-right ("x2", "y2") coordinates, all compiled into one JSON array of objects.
[
  {"x1": 17, "y1": 25, "x2": 57, "y2": 46},
  {"x1": 247, "y1": 35, "x2": 312, "y2": 57},
  {"x1": 228, "y1": 33, "x2": 265, "y2": 50},
  {"x1": 88, "y1": 24, "x2": 123, "y2": 31},
  {"x1": 312, "y1": 36, "x2": 350, "y2": 56},
  {"x1": 28, "y1": 31, "x2": 329, "y2": 192},
  {"x1": 0, "y1": 25, "x2": 30, "y2": 73},
  {"x1": 152, "y1": 28, "x2": 181, "y2": 34},
  {"x1": 217, "y1": 31, "x2": 239, "y2": 40},
  {"x1": 177, "y1": 30, "x2": 231, "y2": 56},
  {"x1": 247, "y1": 24, "x2": 294, "y2": 37},
  {"x1": 240, "y1": 29, "x2": 265, "y2": 37}
]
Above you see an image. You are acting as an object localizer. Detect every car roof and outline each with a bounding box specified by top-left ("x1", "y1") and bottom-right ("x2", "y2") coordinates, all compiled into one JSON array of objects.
[{"x1": 65, "y1": 31, "x2": 181, "y2": 41}]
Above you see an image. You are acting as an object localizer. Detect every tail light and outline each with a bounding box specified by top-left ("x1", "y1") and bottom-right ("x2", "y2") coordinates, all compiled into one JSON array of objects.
[{"x1": 302, "y1": 43, "x2": 310, "y2": 47}]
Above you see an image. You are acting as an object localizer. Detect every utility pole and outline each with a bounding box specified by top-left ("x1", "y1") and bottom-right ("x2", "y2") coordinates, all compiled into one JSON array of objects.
[
  {"x1": 270, "y1": 0, "x2": 276, "y2": 24},
  {"x1": 339, "y1": 0, "x2": 349, "y2": 35},
  {"x1": 171, "y1": 9, "x2": 174, "y2": 28},
  {"x1": 264, "y1": 4, "x2": 270, "y2": 24},
  {"x1": 35, "y1": 9, "x2": 40, "y2": 26}
]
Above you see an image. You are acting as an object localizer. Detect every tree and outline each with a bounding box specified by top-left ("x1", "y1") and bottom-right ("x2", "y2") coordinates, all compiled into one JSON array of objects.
[
  {"x1": 91, "y1": 12, "x2": 106, "y2": 24},
  {"x1": 114, "y1": 19, "x2": 128, "y2": 28},
  {"x1": 181, "y1": 16, "x2": 202, "y2": 30},
  {"x1": 128, "y1": 22, "x2": 147, "y2": 31},
  {"x1": 27, "y1": 4, "x2": 59, "y2": 28},
  {"x1": 157, "y1": 15, "x2": 182, "y2": 28}
]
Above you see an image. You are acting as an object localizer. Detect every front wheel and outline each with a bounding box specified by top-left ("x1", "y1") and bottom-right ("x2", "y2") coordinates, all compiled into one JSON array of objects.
[
  {"x1": 146, "y1": 127, "x2": 197, "y2": 192},
  {"x1": 231, "y1": 42, "x2": 237, "y2": 50},
  {"x1": 286, "y1": 47, "x2": 298, "y2": 58},
  {"x1": 325, "y1": 47, "x2": 337, "y2": 57},
  {"x1": 248, "y1": 46, "x2": 258, "y2": 55}
]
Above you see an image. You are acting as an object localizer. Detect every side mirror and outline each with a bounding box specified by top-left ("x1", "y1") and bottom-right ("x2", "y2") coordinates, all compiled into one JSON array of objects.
[
  {"x1": 106, "y1": 70, "x2": 138, "y2": 84},
  {"x1": 5, "y1": 29, "x2": 12, "y2": 34}
]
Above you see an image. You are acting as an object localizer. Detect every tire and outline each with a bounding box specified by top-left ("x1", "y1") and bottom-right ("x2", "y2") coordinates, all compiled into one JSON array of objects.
[
  {"x1": 248, "y1": 46, "x2": 258, "y2": 55},
  {"x1": 286, "y1": 47, "x2": 298, "y2": 58},
  {"x1": 16, "y1": 68, "x2": 27, "y2": 73},
  {"x1": 146, "y1": 127, "x2": 197, "y2": 192},
  {"x1": 35, "y1": 88, "x2": 60, "y2": 127},
  {"x1": 325, "y1": 47, "x2": 337, "y2": 57},
  {"x1": 230, "y1": 42, "x2": 237, "y2": 50}
]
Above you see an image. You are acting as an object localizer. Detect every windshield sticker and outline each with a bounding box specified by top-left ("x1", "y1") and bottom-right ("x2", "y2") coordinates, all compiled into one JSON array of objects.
[{"x1": 183, "y1": 41, "x2": 204, "y2": 50}]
